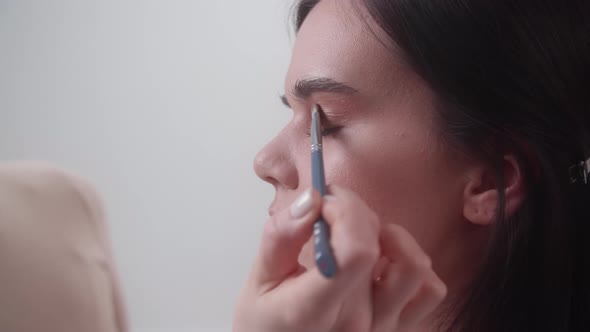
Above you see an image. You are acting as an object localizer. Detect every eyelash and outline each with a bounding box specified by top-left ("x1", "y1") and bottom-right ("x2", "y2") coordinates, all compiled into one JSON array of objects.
[{"x1": 305, "y1": 126, "x2": 342, "y2": 137}]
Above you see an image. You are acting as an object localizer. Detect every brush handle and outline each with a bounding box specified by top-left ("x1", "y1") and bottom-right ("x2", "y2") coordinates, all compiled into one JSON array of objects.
[
  {"x1": 311, "y1": 147, "x2": 326, "y2": 195},
  {"x1": 313, "y1": 218, "x2": 337, "y2": 278},
  {"x1": 311, "y1": 148, "x2": 337, "y2": 278}
]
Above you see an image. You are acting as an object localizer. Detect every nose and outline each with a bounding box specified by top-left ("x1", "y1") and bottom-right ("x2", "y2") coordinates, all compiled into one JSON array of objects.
[{"x1": 253, "y1": 132, "x2": 299, "y2": 190}]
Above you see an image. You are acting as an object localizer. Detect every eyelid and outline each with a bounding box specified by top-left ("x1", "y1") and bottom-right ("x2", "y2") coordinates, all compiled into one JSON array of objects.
[
  {"x1": 278, "y1": 93, "x2": 350, "y2": 129},
  {"x1": 317, "y1": 111, "x2": 342, "y2": 128},
  {"x1": 305, "y1": 126, "x2": 342, "y2": 137}
]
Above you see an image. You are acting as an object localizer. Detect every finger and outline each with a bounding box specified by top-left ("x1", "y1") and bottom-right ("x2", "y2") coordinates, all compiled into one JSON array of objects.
[
  {"x1": 379, "y1": 223, "x2": 432, "y2": 270},
  {"x1": 322, "y1": 185, "x2": 381, "y2": 282},
  {"x1": 263, "y1": 185, "x2": 381, "y2": 328},
  {"x1": 252, "y1": 188, "x2": 322, "y2": 290},
  {"x1": 371, "y1": 260, "x2": 424, "y2": 332},
  {"x1": 371, "y1": 223, "x2": 434, "y2": 331},
  {"x1": 372, "y1": 256, "x2": 390, "y2": 283},
  {"x1": 398, "y1": 270, "x2": 447, "y2": 329}
]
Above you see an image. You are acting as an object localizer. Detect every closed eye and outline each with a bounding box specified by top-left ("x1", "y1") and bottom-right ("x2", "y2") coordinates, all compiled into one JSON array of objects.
[
  {"x1": 278, "y1": 94, "x2": 343, "y2": 137},
  {"x1": 305, "y1": 126, "x2": 342, "y2": 137}
]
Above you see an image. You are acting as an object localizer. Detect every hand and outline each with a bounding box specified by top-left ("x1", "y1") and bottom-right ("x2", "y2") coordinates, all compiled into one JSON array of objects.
[{"x1": 233, "y1": 185, "x2": 446, "y2": 332}]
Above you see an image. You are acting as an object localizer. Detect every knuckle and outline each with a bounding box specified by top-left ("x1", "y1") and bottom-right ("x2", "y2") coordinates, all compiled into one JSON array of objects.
[
  {"x1": 367, "y1": 209, "x2": 381, "y2": 231},
  {"x1": 322, "y1": 198, "x2": 342, "y2": 219},
  {"x1": 394, "y1": 258, "x2": 432, "y2": 284},
  {"x1": 331, "y1": 203, "x2": 349, "y2": 223},
  {"x1": 386, "y1": 223, "x2": 406, "y2": 243},
  {"x1": 387, "y1": 224, "x2": 431, "y2": 269},
  {"x1": 432, "y1": 277, "x2": 448, "y2": 300},
  {"x1": 324, "y1": 200, "x2": 358, "y2": 227},
  {"x1": 407, "y1": 259, "x2": 432, "y2": 280},
  {"x1": 394, "y1": 259, "x2": 423, "y2": 280},
  {"x1": 342, "y1": 241, "x2": 380, "y2": 271},
  {"x1": 424, "y1": 273, "x2": 448, "y2": 300},
  {"x1": 417, "y1": 253, "x2": 432, "y2": 270}
]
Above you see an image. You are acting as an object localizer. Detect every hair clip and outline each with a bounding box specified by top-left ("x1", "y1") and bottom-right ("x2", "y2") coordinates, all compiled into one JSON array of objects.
[{"x1": 569, "y1": 157, "x2": 590, "y2": 184}]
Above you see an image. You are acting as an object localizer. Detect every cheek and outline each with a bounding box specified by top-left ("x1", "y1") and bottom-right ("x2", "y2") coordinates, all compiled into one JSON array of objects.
[
  {"x1": 322, "y1": 123, "x2": 463, "y2": 253},
  {"x1": 323, "y1": 122, "x2": 424, "y2": 201}
]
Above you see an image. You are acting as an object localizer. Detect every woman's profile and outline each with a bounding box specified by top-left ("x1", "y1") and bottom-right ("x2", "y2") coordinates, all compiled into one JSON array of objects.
[{"x1": 233, "y1": 0, "x2": 590, "y2": 331}]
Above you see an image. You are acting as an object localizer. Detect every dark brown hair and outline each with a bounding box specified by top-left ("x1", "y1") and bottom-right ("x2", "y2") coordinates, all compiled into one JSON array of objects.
[{"x1": 295, "y1": 1, "x2": 590, "y2": 331}]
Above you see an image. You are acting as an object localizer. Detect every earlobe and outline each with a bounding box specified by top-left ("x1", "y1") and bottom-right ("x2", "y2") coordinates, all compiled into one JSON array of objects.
[{"x1": 463, "y1": 155, "x2": 526, "y2": 225}]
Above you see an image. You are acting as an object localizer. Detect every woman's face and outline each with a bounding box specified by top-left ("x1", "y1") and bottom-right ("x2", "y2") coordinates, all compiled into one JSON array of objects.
[{"x1": 255, "y1": 0, "x2": 472, "y2": 271}]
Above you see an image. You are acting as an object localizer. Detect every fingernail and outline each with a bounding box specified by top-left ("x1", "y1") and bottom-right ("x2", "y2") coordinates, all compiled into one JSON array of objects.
[{"x1": 290, "y1": 189, "x2": 313, "y2": 219}]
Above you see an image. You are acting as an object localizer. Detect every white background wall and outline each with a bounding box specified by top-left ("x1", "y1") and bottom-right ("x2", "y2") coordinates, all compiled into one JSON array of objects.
[{"x1": 0, "y1": 1, "x2": 294, "y2": 331}]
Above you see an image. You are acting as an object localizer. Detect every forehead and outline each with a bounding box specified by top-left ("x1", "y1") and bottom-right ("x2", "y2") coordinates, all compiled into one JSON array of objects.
[{"x1": 286, "y1": 0, "x2": 405, "y2": 97}]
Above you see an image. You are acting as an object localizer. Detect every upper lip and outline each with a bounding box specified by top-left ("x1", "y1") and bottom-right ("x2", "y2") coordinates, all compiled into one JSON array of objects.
[
  {"x1": 268, "y1": 191, "x2": 297, "y2": 217},
  {"x1": 268, "y1": 201, "x2": 277, "y2": 217}
]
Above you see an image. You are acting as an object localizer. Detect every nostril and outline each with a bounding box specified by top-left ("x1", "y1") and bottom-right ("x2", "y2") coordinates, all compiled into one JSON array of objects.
[
  {"x1": 264, "y1": 175, "x2": 279, "y2": 187},
  {"x1": 253, "y1": 141, "x2": 299, "y2": 190}
]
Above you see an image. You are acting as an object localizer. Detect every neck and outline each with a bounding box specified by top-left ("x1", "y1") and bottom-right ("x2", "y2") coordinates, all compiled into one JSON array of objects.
[{"x1": 425, "y1": 222, "x2": 491, "y2": 330}]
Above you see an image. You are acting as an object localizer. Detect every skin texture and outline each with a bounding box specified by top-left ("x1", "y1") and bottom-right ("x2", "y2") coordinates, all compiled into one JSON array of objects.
[
  {"x1": 233, "y1": 0, "x2": 517, "y2": 331},
  {"x1": 260, "y1": 0, "x2": 486, "y2": 297}
]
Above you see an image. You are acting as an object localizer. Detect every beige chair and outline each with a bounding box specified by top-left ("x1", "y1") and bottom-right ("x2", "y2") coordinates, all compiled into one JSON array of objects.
[{"x1": 0, "y1": 162, "x2": 127, "y2": 332}]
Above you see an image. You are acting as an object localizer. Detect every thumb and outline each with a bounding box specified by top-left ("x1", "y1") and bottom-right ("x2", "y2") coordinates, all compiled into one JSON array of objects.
[{"x1": 253, "y1": 188, "x2": 322, "y2": 291}]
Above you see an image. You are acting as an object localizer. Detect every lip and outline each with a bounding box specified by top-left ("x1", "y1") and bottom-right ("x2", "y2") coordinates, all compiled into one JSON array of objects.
[
  {"x1": 267, "y1": 191, "x2": 295, "y2": 217},
  {"x1": 267, "y1": 201, "x2": 277, "y2": 217}
]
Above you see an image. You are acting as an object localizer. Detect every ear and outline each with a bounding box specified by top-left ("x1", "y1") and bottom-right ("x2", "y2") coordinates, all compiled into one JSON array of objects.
[{"x1": 463, "y1": 155, "x2": 526, "y2": 225}]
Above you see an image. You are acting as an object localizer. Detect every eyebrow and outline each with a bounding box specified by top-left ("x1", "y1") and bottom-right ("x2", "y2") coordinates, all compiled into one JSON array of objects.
[{"x1": 281, "y1": 77, "x2": 358, "y2": 107}]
